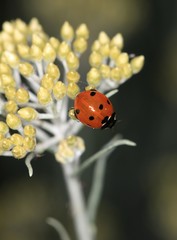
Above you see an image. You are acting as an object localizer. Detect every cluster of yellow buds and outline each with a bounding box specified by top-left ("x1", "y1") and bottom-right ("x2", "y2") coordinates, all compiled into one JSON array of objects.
[
  {"x1": 55, "y1": 135, "x2": 85, "y2": 164},
  {"x1": 87, "y1": 31, "x2": 144, "y2": 91},
  {"x1": 0, "y1": 18, "x2": 144, "y2": 162},
  {"x1": 0, "y1": 122, "x2": 36, "y2": 158}
]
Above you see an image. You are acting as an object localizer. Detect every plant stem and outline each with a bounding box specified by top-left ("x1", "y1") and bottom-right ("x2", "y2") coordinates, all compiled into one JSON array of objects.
[
  {"x1": 62, "y1": 162, "x2": 93, "y2": 240},
  {"x1": 87, "y1": 136, "x2": 120, "y2": 224}
]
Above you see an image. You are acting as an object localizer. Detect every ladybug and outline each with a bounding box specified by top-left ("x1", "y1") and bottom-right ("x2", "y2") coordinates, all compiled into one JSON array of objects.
[{"x1": 74, "y1": 89, "x2": 116, "y2": 129}]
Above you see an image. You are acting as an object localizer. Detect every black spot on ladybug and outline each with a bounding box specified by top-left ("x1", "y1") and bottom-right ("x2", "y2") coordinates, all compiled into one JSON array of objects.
[
  {"x1": 99, "y1": 104, "x2": 103, "y2": 110},
  {"x1": 107, "y1": 100, "x2": 110, "y2": 105},
  {"x1": 75, "y1": 109, "x2": 80, "y2": 114},
  {"x1": 90, "y1": 91, "x2": 96, "y2": 96},
  {"x1": 101, "y1": 116, "x2": 109, "y2": 124},
  {"x1": 89, "y1": 116, "x2": 94, "y2": 121}
]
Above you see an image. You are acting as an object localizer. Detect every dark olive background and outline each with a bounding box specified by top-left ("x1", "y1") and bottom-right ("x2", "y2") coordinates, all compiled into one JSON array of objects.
[{"x1": 0, "y1": 0, "x2": 177, "y2": 239}]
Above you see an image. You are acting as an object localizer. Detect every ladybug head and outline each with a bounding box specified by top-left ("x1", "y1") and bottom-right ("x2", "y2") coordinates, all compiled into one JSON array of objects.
[{"x1": 101, "y1": 112, "x2": 117, "y2": 129}]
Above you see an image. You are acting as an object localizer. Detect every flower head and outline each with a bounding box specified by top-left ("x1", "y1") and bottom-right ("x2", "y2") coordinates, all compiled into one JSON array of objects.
[{"x1": 0, "y1": 18, "x2": 144, "y2": 163}]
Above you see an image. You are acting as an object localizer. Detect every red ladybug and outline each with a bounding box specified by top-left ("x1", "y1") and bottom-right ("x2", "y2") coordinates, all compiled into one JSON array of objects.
[{"x1": 74, "y1": 89, "x2": 116, "y2": 129}]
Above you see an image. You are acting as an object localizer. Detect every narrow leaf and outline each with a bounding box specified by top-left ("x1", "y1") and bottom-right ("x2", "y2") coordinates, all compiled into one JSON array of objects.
[
  {"x1": 74, "y1": 138, "x2": 136, "y2": 175},
  {"x1": 46, "y1": 217, "x2": 71, "y2": 240}
]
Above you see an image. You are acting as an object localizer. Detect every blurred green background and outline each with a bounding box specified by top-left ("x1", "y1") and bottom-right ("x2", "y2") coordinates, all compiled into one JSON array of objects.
[{"x1": 0, "y1": 0, "x2": 177, "y2": 239}]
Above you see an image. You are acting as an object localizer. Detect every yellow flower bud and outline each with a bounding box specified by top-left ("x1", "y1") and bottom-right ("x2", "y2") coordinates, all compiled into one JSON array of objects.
[
  {"x1": 13, "y1": 29, "x2": 26, "y2": 44},
  {"x1": 4, "y1": 100, "x2": 18, "y2": 113},
  {"x1": 109, "y1": 46, "x2": 121, "y2": 60},
  {"x1": 1, "y1": 138, "x2": 12, "y2": 151},
  {"x1": 76, "y1": 24, "x2": 89, "y2": 39},
  {"x1": 41, "y1": 73, "x2": 54, "y2": 90},
  {"x1": 66, "y1": 52, "x2": 79, "y2": 70},
  {"x1": 110, "y1": 33, "x2": 124, "y2": 49},
  {"x1": 0, "y1": 78, "x2": 2, "y2": 92},
  {"x1": 0, "y1": 121, "x2": 9, "y2": 134},
  {"x1": 32, "y1": 33, "x2": 46, "y2": 49},
  {"x1": 91, "y1": 40, "x2": 101, "y2": 52},
  {"x1": 66, "y1": 71, "x2": 80, "y2": 83},
  {"x1": 67, "y1": 83, "x2": 80, "y2": 99},
  {"x1": 87, "y1": 68, "x2": 101, "y2": 86},
  {"x1": 15, "y1": 19, "x2": 28, "y2": 34},
  {"x1": 23, "y1": 136, "x2": 36, "y2": 151},
  {"x1": 110, "y1": 67, "x2": 121, "y2": 82},
  {"x1": 11, "y1": 133, "x2": 24, "y2": 145},
  {"x1": 0, "y1": 142, "x2": 4, "y2": 155},
  {"x1": 89, "y1": 51, "x2": 102, "y2": 68},
  {"x1": 30, "y1": 44, "x2": 43, "y2": 61},
  {"x1": 12, "y1": 145, "x2": 26, "y2": 159},
  {"x1": 0, "y1": 30, "x2": 11, "y2": 40},
  {"x1": 100, "y1": 64, "x2": 111, "y2": 79},
  {"x1": 43, "y1": 43, "x2": 56, "y2": 62},
  {"x1": 16, "y1": 88, "x2": 30, "y2": 104},
  {"x1": 37, "y1": 87, "x2": 52, "y2": 105},
  {"x1": 58, "y1": 41, "x2": 70, "y2": 59},
  {"x1": 0, "y1": 63, "x2": 12, "y2": 75},
  {"x1": 2, "y1": 51, "x2": 20, "y2": 68},
  {"x1": 99, "y1": 43, "x2": 110, "y2": 57},
  {"x1": 2, "y1": 21, "x2": 14, "y2": 34},
  {"x1": 17, "y1": 44, "x2": 30, "y2": 59},
  {"x1": 116, "y1": 52, "x2": 129, "y2": 66},
  {"x1": 0, "y1": 133, "x2": 4, "y2": 141},
  {"x1": 1, "y1": 74, "x2": 16, "y2": 88},
  {"x1": 6, "y1": 113, "x2": 21, "y2": 130},
  {"x1": 68, "y1": 108, "x2": 77, "y2": 120},
  {"x1": 60, "y1": 21, "x2": 74, "y2": 41},
  {"x1": 130, "y1": 55, "x2": 145, "y2": 74},
  {"x1": 98, "y1": 32, "x2": 110, "y2": 45},
  {"x1": 29, "y1": 18, "x2": 43, "y2": 32},
  {"x1": 46, "y1": 63, "x2": 60, "y2": 81},
  {"x1": 18, "y1": 107, "x2": 38, "y2": 121},
  {"x1": 85, "y1": 85, "x2": 96, "y2": 91},
  {"x1": 3, "y1": 42, "x2": 16, "y2": 52},
  {"x1": 0, "y1": 32, "x2": 12, "y2": 42},
  {"x1": 52, "y1": 81, "x2": 66, "y2": 100},
  {"x1": 55, "y1": 139, "x2": 74, "y2": 163},
  {"x1": 121, "y1": 63, "x2": 132, "y2": 79},
  {"x1": 73, "y1": 37, "x2": 87, "y2": 54},
  {"x1": 19, "y1": 62, "x2": 34, "y2": 77},
  {"x1": 23, "y1": 125, "x2": 36, "y2": 137},
  {"x1": 4, "y1": 86, "x2": 16, "y2": 100},
  {"x1": 49, "y1": 37, "x2": 60, "y2": 51}
]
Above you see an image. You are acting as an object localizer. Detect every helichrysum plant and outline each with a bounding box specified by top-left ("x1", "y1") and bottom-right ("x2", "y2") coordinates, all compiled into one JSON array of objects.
[{"x1": 0, "y1": 18, "x2": 144, "y2": 240}]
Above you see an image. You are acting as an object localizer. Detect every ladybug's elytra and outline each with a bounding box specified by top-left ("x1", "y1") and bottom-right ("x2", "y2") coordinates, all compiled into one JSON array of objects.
[{"x1": 74, "y1": 89, "x2": 116, "y2": 129}]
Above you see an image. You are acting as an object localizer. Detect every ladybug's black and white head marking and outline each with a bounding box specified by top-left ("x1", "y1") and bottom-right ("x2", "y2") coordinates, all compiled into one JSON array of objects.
[{"x1": 101, "y1": 112, "x2": 117, "y2": 129}]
